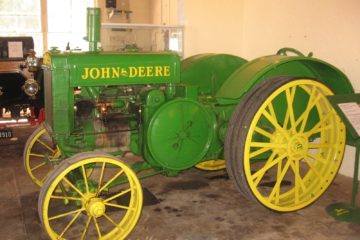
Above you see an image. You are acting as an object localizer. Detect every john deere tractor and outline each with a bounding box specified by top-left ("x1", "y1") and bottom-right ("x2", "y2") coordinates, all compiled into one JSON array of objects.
[{"x1": 23, "y1": 8, "x2": 353, "y2": 239}]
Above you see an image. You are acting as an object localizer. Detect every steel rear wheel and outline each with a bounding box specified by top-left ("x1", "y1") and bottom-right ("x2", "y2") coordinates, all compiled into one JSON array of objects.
[
  {"x1": 226, "y1": 78, "x2": 345, "y2": 212},
  {"x1": 39, "y1": 153, "x2": 143, "y2": 240},
  {"x1": 23, "y1": 125, "x2": 60, "y2": 187}
]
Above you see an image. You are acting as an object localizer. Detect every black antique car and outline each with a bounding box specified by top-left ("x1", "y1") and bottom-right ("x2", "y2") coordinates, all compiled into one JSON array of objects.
[{"x1": 0, "y1": 36, "x2": 43, "y2": 119}]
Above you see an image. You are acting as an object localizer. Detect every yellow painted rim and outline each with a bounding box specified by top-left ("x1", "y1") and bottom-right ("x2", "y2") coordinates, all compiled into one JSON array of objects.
[
  {"x1": 42, "y1": 157, "x2": 143, "y2": 239},
  {"x1": 195, "y1": 159, "x2": 226, "y2": 171},
  {"x1": 244, "y1": 80, "x2": 345, "y2": 211},
  {"x1": 24, "y1": 127, "x2": 60, "y2": 187}
]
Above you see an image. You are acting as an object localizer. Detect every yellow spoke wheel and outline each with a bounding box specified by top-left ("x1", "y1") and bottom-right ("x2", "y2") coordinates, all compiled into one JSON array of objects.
[
  {"x1": 38, "y1": 152, "x2": 143, "y2": 240},
  {"x1": 23, "y1": 124, "x2": 60, "y2": 187},
  {"x1": 225, "y1": 77, "x2": 345, "y2": 212},
  {"x1": 195, "y1": 159, "x2": 226, "y2": 171}
]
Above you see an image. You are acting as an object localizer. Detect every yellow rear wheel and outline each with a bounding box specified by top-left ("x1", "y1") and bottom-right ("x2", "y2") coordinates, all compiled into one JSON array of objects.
[
  {"x1": 226, "y1": 77, "x2": 345, "y2": 212},
  {"x1": 23, "y1": 125, "x2": 60, "y2": 187},
  {"x1": 39, "y1": 152, "x2": 143, "y2": 240}
]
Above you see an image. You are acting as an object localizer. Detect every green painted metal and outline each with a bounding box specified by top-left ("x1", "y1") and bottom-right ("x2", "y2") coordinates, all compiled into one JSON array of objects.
[
  {"x1": 146, "y1": 99, "x2": 215, "y2": 170},
  {"x1": 45, "y1": 52, "x2": 180, "y2": 87},
  {"x1": 181, "y1": 54, "x2": 247, "y2": 95},
  {"x1": 216, "y1": 54, "x2": 354, "y2": 102},
  {"x1": 42, "y1": 51, "x2": 180, "y2": 157},
  {"x1": 87, "y1": 8, "x2": 100, "y2": 51},
  {"x1": 44, "y1": 48, "x2": 354, "y2": 166}
]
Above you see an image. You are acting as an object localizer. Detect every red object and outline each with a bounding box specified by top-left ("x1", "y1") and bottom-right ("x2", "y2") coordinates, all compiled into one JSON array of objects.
[
  {"x1": 38, "y1": 108, "x2": 45, "y2": 124},
  {"x1": 0, "y1": 107, "x2": 44, "y2": 128}
]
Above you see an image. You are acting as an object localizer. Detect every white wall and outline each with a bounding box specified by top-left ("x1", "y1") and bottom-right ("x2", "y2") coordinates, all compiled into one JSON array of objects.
[
  {"x1": 242, "y1": 0, "x2": 360, "y2": 91},
  {"x1": 183, "y1": 0, "x2": 244, "y2": 56}
]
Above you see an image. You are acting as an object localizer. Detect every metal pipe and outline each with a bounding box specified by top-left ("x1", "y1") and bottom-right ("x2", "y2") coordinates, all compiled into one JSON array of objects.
[{"x1": 87, "y1": 8, "x2": 101, "y2": 52}]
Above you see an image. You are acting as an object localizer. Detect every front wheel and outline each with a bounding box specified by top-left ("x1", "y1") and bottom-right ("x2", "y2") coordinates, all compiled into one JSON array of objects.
[
  {"x1": 225, "y1": 77, "x2": 345, "y2": 212},
  {"x1": 23, "y1": 124, "x2": 60, "y2": 187},
  {"x1": 38, "y1": 152, "x2": 143, "y2": 239}
]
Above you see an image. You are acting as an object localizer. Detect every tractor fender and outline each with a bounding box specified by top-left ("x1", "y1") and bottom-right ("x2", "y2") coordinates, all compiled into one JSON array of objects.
[
  {"x1": 181, "y1": 54, "x2": 248, "y2": 96},
  {"x1": 216, "y1": 54, "x2": 354, "y2": 102}
]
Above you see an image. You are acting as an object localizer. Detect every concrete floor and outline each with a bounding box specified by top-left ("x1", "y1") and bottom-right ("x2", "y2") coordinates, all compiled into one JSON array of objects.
[{"x1": 1, "y1": 125, "x2": 360, "y2": 240}]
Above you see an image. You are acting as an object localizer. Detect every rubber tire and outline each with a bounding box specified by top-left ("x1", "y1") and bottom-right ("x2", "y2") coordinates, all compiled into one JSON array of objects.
[{"x1": 225, "y1": 77, "x2": 290, "y2": 197}]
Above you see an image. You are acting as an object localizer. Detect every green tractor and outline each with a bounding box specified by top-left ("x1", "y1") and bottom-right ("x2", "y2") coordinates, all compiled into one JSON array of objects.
[{"x1": 23, "y1": 8, "x2": 353, "y2": 239}]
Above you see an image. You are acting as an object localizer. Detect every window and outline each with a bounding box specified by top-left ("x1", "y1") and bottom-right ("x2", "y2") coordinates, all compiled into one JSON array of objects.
[
  {"x1": 47, "y1": 0, "x2": 94, "y2": 51},
  {"x1": 0, "y1": 0, "x2": 43, "y2": 54},
  {"x1": 0, "y1": 0, "x2": 94, "y2": 56}
]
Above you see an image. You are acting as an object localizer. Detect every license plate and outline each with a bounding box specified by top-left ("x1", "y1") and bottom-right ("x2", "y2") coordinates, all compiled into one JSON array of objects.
[{"x1": 0, "y1": 128, "x2": 13, "y2": 139}]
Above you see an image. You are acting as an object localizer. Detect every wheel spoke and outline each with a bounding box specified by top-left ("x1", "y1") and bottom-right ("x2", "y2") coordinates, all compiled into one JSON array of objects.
[
  {"x1": 105, "y1": 202, "x2": 130, "y2": 210},
  {"x1": 98, "y1": 169, "x2": 124, "y2": 194},
  {"x1": 63, "y1": 177, "x2": 85, "y2": 197},
  {"x1": 254, "y1": 127, "x2": 274, "y2": 140},
  {"x1": 304, "y1": 125, "x2": 332, "y2": 138},
  {"x1": 275, "y1": 154, "x2": 283, "y2": 204},
  {"x1": 282, "y1": 86, "x2": 297, "y2": 130},
  {"x1": 96, "y1": 162, "x2": 106, "y2": 195},
  {"x1": 267, "y1": 102, "x2": 278, "y2": 125},
  {"x1": 249, "y1": 137, "x2": 286, "y2": 160},
  {"x1": 30, "y1": 162, "x2": 47, "y2": 171},
  {"x1": 36, "y1": 139, "x2": 56, "y2": 153},
  {"x1": 303, "y1": 111, "x2": 335, "y2": 137},
  {"x1": 290, "y1": 160, "x2": 307, "y2": 203},
  {"x1": 249, "y1": 142, "x2": 287, "y2": 148},
  {"x1": 285, "y1": 86, "x2": 297, "y2": 131},
  {"x1": 104, "y1": 213, "x2": 120, "y2": 227},
  {"x1": 307, "y1": 152, "x2": 327, "y2": 164},
  {"x1": 308, "y1": 143, "x2": 335, "y2": 149},
  {"x1": 262, "y1": 110, "x2": 289, "y2": 137},
  {"x1": 81, "y1": 165, "x2": 89, "y2": 193},
  {"x1": 93, "y1": 217, "x2": 102, "y2": 238},
  {"x1": 249, "y1": 147, "x2": 271, "y2": 159},
  {"x1": 50, "y1": 195, "x2": 82, "y2": 201},
  {"x1": 252, "y1": 152, "x2": 276, "y2": 186},
  {"x1": 104, "y1": 188, "x2": 132, "y2": 203},
  {"x1": 303, "y1": 156, "x2": 324, "y2": 183},
  {"x1": 29, "y1": 153, "x2": 46, "y2": 158},
  {"x1": 48, "y1": 207, "x2": 85, "y2": 221},
  {"x1": 58, "y1": 209, "x2": 82, "y2": 238},
  {"x1": 80, "y1": 216, "x2": 92, "y2": 240},
  {"x1": 268, "y1": 158, "x2": 292, "y2": 202},
  {"x1": 296, "y1": 87, "x2": 322, "y2": 133},
  {"x1": 251, "y1": 152, "x2": 288, "y2": 183}
]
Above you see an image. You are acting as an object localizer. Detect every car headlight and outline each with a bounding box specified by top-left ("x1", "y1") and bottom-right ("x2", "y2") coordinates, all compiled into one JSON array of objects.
[{"x1": 23, "y1": 79, "x2": 40, "y2": 96}]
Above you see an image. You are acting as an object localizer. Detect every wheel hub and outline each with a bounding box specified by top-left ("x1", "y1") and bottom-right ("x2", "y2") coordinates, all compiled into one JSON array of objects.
[
  {"x1": 53, "y1": 148, "x2": 61, "y2": 158},
  {"x1": 288, "y1": 134, "x2": 308, "y2": 160},
  {"x1": 86, "y1": 197, "x2": 106, "y2": 218}
]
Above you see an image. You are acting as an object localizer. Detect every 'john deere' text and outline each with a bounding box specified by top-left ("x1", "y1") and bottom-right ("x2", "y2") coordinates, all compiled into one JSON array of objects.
[{"x1": 81, "y1": 66, "x2": 171, "y2": 80}]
